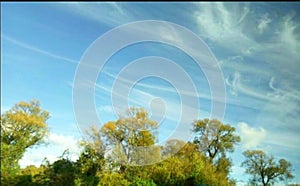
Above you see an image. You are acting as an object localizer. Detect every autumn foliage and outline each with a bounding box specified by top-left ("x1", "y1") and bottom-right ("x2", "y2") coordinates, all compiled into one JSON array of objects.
[{"x1": 0, "y1": 100, "x2": 295, "y2": 186}]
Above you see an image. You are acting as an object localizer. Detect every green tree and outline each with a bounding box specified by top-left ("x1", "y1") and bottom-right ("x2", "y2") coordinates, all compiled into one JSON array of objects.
[
  {"x1": 97, "y1": 172, "x2": 130, "y2": 186},
  {"x1": 152, "y1": 142, "x2": 232, "y2": 186},
  {"x1": 15, "y1": 165, "x2": 46, "y2": 186},
  {"x1": 75, "y1": 126, "x2": 104, "y2": 186},
  {"x1": 241, "y1": 150, "x2": 294, "y2": 186},
  {"x1": 32, "y1": 151, "x2": 76, "y2": 186},
  {"x1": 1, "y1": 100, "x2": 49, "y2": 185},
  {"x1": 215, "y1": 155, "x2": 232, "y2": 177},
  {"x1": 192, "y1": 119, "x2": 240, "y2": 182},
  {"x1": 192, "y1": 118, "x2": 240, "y2": 161},
  {"x1": 130, "y1": 178, "x2": 156, "y2": 186},
  {"x1": 49, "y1": 158, "x2": 75, "y2": 186}
]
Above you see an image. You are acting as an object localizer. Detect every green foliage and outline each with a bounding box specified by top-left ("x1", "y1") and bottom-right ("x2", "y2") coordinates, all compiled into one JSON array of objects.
[
  {"x1": 74, "y1": 146, "x2": 103, "y2": 186},
  {"x1": 49, "y1": 159, "x2": 75, "y2": 185},
  {"x1": 1, "y1": 100, "x2": 49, "y2": 185},
  {"x1": 192, "y1": 118, "x2": 240, "y2": 161},
  {"x1": 192, "y1": 119, "x2": 240, "y2": 180},
  {"x1": 16, "y1": 165, "x2": 45, "y2": 185},
  {"x1": 98, "y1": 172, "x2": 130, "y2": 186},
  {"x1": 150, "y1": 142, "x2": 231, "y2": 186},
  {"x1": 130, "y1": 178, "x2": 156, "y2": 186},
  {"x1": 4, "y1": 102, "x2": 296, "y2": 186},
  {"x1": 216, "y1": 156, "x2": 232, "y2": 176},
  {"x1": 37, "y1": 152, "x2": 76, "y2": 186},
  {"x1": 241, "y1": 150, "x2": 294, "y2": 186}
]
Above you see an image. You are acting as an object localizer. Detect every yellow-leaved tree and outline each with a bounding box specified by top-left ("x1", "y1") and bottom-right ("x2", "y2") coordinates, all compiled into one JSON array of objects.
[
  {"x1": 101, "y1": 107, "x2": 160, "y2": 169},
  {"x1": 1, "y1": 100, "x2": 49, "y2": 185}
]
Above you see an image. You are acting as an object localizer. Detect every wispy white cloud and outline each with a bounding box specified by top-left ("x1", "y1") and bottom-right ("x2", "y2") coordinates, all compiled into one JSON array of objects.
[
  {"x1": 226, "y1": 71, "x2": 300, "y2": 104},
  {"x1": 95, "y1": 79, "x2": 209, "y2": 131},
  {"x1": 279, "y1": 12, "x2": 300, "y2": 56},
  {"x1": 268, "y1": 77, "x2": 277, "y2": 92},
  {"x1": 95, "y1": 69, "x2": 208, "y2": 120},
  {"x1": 102, "y1": 70, "x2": 197, "y2": 99},
  {"x1": 2, "y1": 35, "x2": 78, "y2": 64},
  {"x1": 58, "y1": 3, "x2": 132, "y2": 27},
  {"x1": 226, "y1": 71, "x2": 270, "y2": 101},
  {"x1": 193, "y1": 3, "x2": 300, "y2": 86},
  {"x1": 192, "y1": 3, "x2": 300, "y2": 121},
  {"x1": 257, "y1": 14, "x2": 272, "y2": 34},
  {"x1": 194, "y1": 3, "x2": 256, "y2": 55},
  {"x1": 266, "y1": 131, "x2": 300, "y2": 150},
  {"x1": 100, "y1": 70, "x2": 227, "y2": 109},
  {"x1": 237, "y1": 122, "x2": 266, "y2": 149}
]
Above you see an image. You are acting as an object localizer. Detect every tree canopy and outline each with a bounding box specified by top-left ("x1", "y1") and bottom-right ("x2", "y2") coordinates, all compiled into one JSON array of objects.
[
  {"x1": 192, "y1": 118, "x2": 240, "y2": 179},
  {"x1": 101, "y1": 107, "x2": 160, "y2": 166},
  {"x1": 1, "y1": 100, "x2": 297, "y2": 186},
  {"x1": 1, "y1": 100, "x2": 49, "y2": 185},
  {"x1": 241, "y1": 150, "x2": 294, "y2": 186},
  {"x1": 192, "y1": 118, "x2": 240, "y2": 161}
]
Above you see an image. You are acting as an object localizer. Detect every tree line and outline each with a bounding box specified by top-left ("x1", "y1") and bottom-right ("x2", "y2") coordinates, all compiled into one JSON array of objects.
[{"x1": 0, "y1": 100, "x2": 296, "y2": 186}]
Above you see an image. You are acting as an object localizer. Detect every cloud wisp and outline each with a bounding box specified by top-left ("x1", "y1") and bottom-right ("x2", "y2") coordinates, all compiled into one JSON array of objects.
[{"x1": 2, "y1": 35, "x2": 78, "y2": 64}]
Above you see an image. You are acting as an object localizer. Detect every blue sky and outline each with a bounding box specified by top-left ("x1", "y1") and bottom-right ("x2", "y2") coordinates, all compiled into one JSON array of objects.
[{"x1": 1, "y1": 2, "x2": 300, "y2": 184}]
